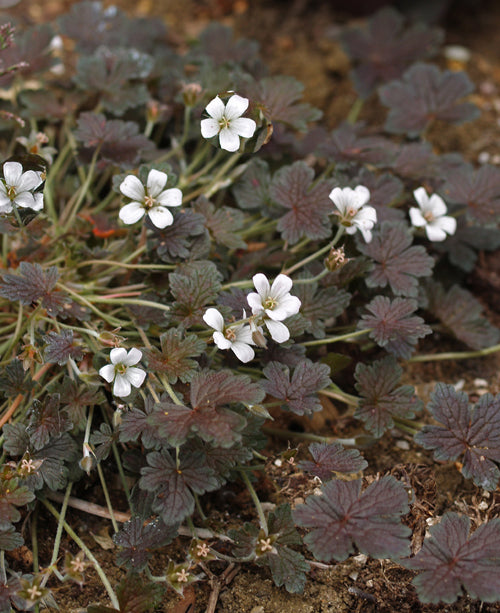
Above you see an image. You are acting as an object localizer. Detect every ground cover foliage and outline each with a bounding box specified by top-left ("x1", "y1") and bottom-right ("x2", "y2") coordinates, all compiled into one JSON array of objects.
[{"x1": 0, "y1": 2, "x2": 499, "y2": 610}]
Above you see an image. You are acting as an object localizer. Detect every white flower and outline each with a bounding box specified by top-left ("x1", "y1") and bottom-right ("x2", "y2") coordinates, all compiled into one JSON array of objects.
[
  {"x1": 0, "y1": 161, "x2": 44, "y2": 214},
  {"x1": 119, "y1": 169, "x2": 182, "y2": 229},
  {"x1": 409, "y1": 187, "x2": 457, "y2": 242},
  {"x1": 201, "y1": 94, "x2": 256, "y2": 152},
  {"x1": 329, "y1": 185, "x2": 376, "y2": 243},
  {"x1": 99, "y1": 347, "x2": 146, "y2": 398},
  {"x1": 246, "y1": 273, "x2": 301, "y2": 343},
  {"x1": 203, "y1": 307, "x2": 255, "y2": 363},
  {"x1": 16, "y1": 131, "x2": 57, "y2": 165}
]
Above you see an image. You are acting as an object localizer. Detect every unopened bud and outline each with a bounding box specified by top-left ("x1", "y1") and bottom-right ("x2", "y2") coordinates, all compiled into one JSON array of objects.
[
  {"x1": 182, "y1": 82, "x2": 203, "y2": 107},
  {"x1": 325, "y1": 246, "x2": 348, "y2": 272}
]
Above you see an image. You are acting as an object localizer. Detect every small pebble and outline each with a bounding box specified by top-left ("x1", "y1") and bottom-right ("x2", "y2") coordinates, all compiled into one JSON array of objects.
[
  {"x1": 395, "y1": 440, "x2": 410, "y2": 450},
  {"x1": 474, "y1": 378, "x2": 488, "y2": 387},
  {"x1": 443, "y1": 45, "x2": 471, "y2": 63}
]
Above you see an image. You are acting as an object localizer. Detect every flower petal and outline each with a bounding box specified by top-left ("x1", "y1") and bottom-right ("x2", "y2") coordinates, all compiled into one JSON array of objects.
[
  {"x1": 229, "y1": 117, "x2": 256, "y2": 139},
  {"x1": 201, "y1": 118, "x2": 221, "y2": 139},
  {"x1": 224, "y1": 94, "x2": 249, "y2": 120},
  {"x1": 110, "y1": 348, "x2": 127, "y2": 364},
  {"x1": 246, "y1": 292, "x2": 264, "y2": 314},
  {"x1": 119, "y1": 202, "x2": 145, "y2": 225},
  {"x1": 353, "y1": 185, "x2": 370, "y2": 206},
  {"x1": 156, "y1": 187, "x2": 182, "y2": 208},
  {"x1": 234, "y1": 324, "x2": 254, "y2": 345},
  {"x1": 270, "y1": 274, "x2": 293, "y2": 300},
  {"x1": 147, "y1": 169, "x2": 168, "y2": 197},
  {"x1": 99, "y1": 364, "x2": 116, "y2": 383},
  {"x1": 213, "y1": 331, "x2": 232, "y2": 350},
  {"x1": 428, "y1": 193, "x2": 447, "y2": 217},
  {"x1": 205, "y1": 96, "x2": 225, "y2": 120},
  {"x1": 413, "y1": 187, "x2": 429, "y2": 209},
  {"x1": 425, "y1": 224, "x2": 447, "y2": 242},
  {"x1": 434, "y1": 215, "x2": 457, "y2": 236},
  {"x1": 32, "y1": 193, "x2": 44, "y2": 211},
  {"x1": 123, "y1": 348, "x2": 142, "y2": 366},
  {"x1": 13, "y1": 192, "x2": 37, "y2": 209},
  {"x1": 120, "y1": 175, "x2": 145, "y2": 201},
  {"x1": 203, "y1": 307, "x2": 225, "y2": 331},
  {"x1": 148, "y1": 206, "x2": 173, "y2": 229},
  {"x1": 329, "y1": 187, "x2": 349, "y2": 214},
  {"x1": 355, "y1": 205, "x2": 377, "y2": 224},
  {"x1": 113, "y1": 374, "x2": 132, "y2": 397},
  {"x1": 231, "y1": 341, "x2": 255, "y2": 363},
  {"x1": 265, "y1": 319, "x2": 290, "y2": 343},
  {"x1": 252, "y1": 273, "x2": 270, "y2": 298},
  {"x1": 126, "y1": 367, "x2": 146, "y2": 388},
  {"x1": 409, "y1": 207, "x2": 426, "y2": 228},
  {"x1": 358, "y1": 226, "x2": 373, "y2": 243},
  {"x1": 219, "y1": 127, "x2": 240, "y2": 152},
  {"x1": 267, "y1": 295, "x2": 301, "y2": 321},
  {"x1": 17, "y1": 170, "x2": 43, "y2": 192},
  {"x1": 3, "y1": 161, "x2": 23, "y2": 186}
]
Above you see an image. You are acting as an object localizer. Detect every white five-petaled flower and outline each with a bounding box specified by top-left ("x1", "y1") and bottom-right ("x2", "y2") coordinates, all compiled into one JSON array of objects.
[
  {"x1": 99, "y1": 348, "x2": 146, "y2": 398},
  {"x1": 409, "y1": 187, "x2": 457, "y2": 242},
  {"x1": 203, "y1": 307, "x2": 255, "y2": 363},
  {"x1": 119, "y1": 169, "x2": 182, "y2": 229},
  {"x1": 200, "y1": 94, "x2": 257, "y2": 152},
  {"x1": 246, "y1": 273, "x2": 301, "y2": 343},
  {"x1": 329, "y1": 185, "x2": 376, "y2": 243},
  {"x1": 0, "y1": 161, "x2": 44, "y2": 214}
]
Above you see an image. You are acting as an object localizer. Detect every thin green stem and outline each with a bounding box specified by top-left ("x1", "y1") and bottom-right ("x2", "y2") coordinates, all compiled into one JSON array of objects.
[
  {"x1": 41, "y1": 499, "x2": 119, "y2": 610},
  {"x1": 96, "y1": 462, "x2": 119, "y2": 533},
  {"x1": 347, "y1": 98, "x2": 364, "y2": 125},
  {"x1": 283, "y1": 225, "x2": 345, "y2": 276},
  {"x1": 48, "y1": 482, "x2": 73, "y2": 569},
  {"x1": 407, "y1": 344, "x2": 500, "y2": 362},
  {"x1": 300, "y1": 328, "x2": 370, "y2": 347},
  {"x1": 263, "y1": 425, "x2": 357, "y2": 446},
  {"x1": 239, "y1": 469, "x2": 268, "y2": 536}
]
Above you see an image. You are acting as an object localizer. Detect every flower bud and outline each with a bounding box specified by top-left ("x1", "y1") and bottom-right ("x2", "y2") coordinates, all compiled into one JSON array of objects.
[{"x1": 325, "y1": 246, "x2": 348, "y2": 272}]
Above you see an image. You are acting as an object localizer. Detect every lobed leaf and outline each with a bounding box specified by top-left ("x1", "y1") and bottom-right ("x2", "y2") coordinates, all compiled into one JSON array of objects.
[
  {"x1": 270, "y1": 161, "x2": 333, "y2": 245},
  {"x1": 294, "y1": 476, "x2": 411, "y2": 562},
  {"x1": 354, "y1": 356, "x2": 423, "y2": 437},
  {"x1": 143, "y1": 327, "x2": 205, "y2": 384},
  {"x1": 26, "y1": 395, "x2": 72, "y2": 451},
  {"x1": 193, "y1": 197, "x2": 246, "y2": 249},
  {"x1": 298, "y1": 442, "x2": 367, "y2": 480},
  {"x1": 357, "y1": 222, "x2": 434, "y2": 297},
  {"x1": 0, "y1": 527, "x2": 23, "y2": 551},
  {"x1": 340, "y1": 7, "x2": 443, "y2": 98},
  {"x1": 0, "y1": 360, "x2": 33, "y2": 398},
  {"x1": 75, "y1": 112, "x2": 154, "y2": 168},
  {"x1": 359, "y1": 296, "x2": 432, "y2": 359},
  {"x1": 43, "y1": 330, "x2": 83, "y2": 365},
  {"x1": 262, "y1": 360, "x2": 331, "y2": 416},
  {"x1": 379, "y1": 63, "x2": 479, "y2": 136},
  {"x1": 444, "y1": 164, "x2": 500, "y2": 224},
  {"x1": 415, "y1": 384, "x2": 500, "y2": 490},
  {"x1": 294, "y1": 278, "x2": 350, "y2": 339},
  {"x1": 114, "y1": 518, "x2": 178, "y2": 572},
  {"x1": 150, "y1": 209, "x2": 206, "y2": 262},
  {"x1": 190, "y1": 369, "x2": 265, "y2": 409},
  {"x1": 87, "y1": 573, "x2": 165, "y2": 613},
  {"x1": 404, "y1": 513, "x2": 500, "y2": 604},
  {"x1": 426, "y1": 282, "x2": 500, "y2": 350},
  {"x1": 0, "y1": 262, "x2": 58, "y2": 307},
  {"x1": 232, "y1": 158, "x2": 271, "y2": 211}
]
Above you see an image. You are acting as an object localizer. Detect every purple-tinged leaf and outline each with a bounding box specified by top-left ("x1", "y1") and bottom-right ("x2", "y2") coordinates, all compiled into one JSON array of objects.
[
  {"x1": 426, "y1": 282, "x2": 500, "y2": 350},
  {"x1": 232, "y1": 159, "x2": 271, "y2": 211},
  {"x1": 20, "y1": 89, "x2": 84, "y2": 122},
  {"x1": 193, "y1": 23, "x2": 260, "y2": 68},
  {"x1": 389, "y1": 142, "x2": 437, "y2": 180},
  {"x1": 150, "y1": 209, "x2": 206, "y2": 262},
  {"x1": 248, "y1": 76, "x2": 322, "y2": 132},
  {"x1": 190, "y1": 440, "x2": 252, "y2": 486},
  {"x1": 147, "y1": 401, "x2": 246, "y2": 448},
  {"x1": 415, "y1": 384, "x2": 500, "y2": 490},
  {"x1": 58, "y1": 378, "x2": 104, "y2": 431},
  {"x1": 140, "y1": 449, "x2": 219, "y2": 525},
  {"x1": 357, "y1": 222, "x2": 434, "y2": 297},
  {"x1": 263, "y1": 546, "x2": 309, "y2": 594},
  {"x1": 118, "y1": 398, "x2": 165, "y2": 450},
  {"x1": 354, "y1": 356, "x2": 422, "y2": 437},
  {"x1": 340, "y1": 7, "x2": 443, "y2": 98},
  {"x1": 143, "y1": 328, "x2": 205, "y2": 384},
  {"x1": 444, "y1": 164, "x2": 500, "y2": 224},
  {"x1": 114, "y1": 518, "x2": 178, "y2": 572},
  {"x1": 294, "y1": 278, "x2": 350, "y2": 339},
  {"x1": 0, "y1": 479, "x2": 35, "y2": 530},
  {"x1": 319, "y1": 122, "x2": 396, "y2": 167},
  {"x1": 270, "y1": 161, "x2": 333, "y2": 245},
  {"x1": 75, "y1": 112, "x2": 154, "y2": 168},
  {"x1": 294, "y1": 476, "x2": 411, "y2": 562},
  {"x1": 0, "y1": 262, "x2": 58, "y2": 307},
  {"x1": 433, "y1": 221, "x2": 500, "y2": 273},
  {"x1": 354, "y1": 169, "x2": 405, "y2": 223},
  {"x1": 0, "y1": 527, "x2": 23, "y2": 551},
  {"x1": 0, "y1": 360, "x2": 33, "y2": 398},
  {"x1": 193, "y1": 196, "x2": 246, "y2": 249},
  {"x1": 74, "y1": 47, "x2": 154, "y2": 116},
  {"x1": 404, "y1": 513, "x2": 500, "y2": 604},
  {"x1": 359, "y1": 296, "x2": 432, "y2": 359},
  {"x1": 298, "y1": 442, "x2": 367, "y2": 480},
  {"x1": 379, "y1": 63, "x2": 479, "y2": 136},
  {"x1": 43, "y1": 330, "x2": 83, "y2": 365},
  {"x1": 30, "y1": 434, "x2": 78, "y2": 491},
  {"x1": 190, "y1": 370, "x2": 265, "y2": 409},
  {"x1": 87, "y1": 573, "x2": 165, "y2": 613},
  {"x1": 262, "y1": 360, "x2": 331, "y2": 416},
  {"x1": 169, "y1": 261, "x2": 222, "y2": 327},
  {"x1": 26, "y1": 395, "x2": 72, "y2": 451}
]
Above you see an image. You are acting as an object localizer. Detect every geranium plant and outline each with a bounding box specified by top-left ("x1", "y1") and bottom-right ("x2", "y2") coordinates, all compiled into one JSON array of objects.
[{"x1": 0, "y1": 3, "x2": 499, "y2": 611}]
